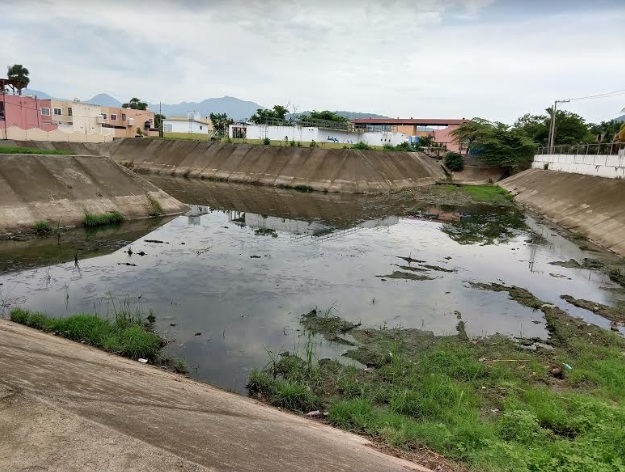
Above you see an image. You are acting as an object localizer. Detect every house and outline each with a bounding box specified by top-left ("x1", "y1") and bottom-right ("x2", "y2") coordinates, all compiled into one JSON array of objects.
[
  {"x1": 0, "y1": 94, "x2": 56, "y2": 132},
  {"x1": 352, "y1": 118, "x2": 468, "y2": 153},
  {"x1": 100, "y1": 106, "x2": 157, "y2": 138},
  {"x1": 163, "y1": 111, "x2": 213, "y2": 135}
]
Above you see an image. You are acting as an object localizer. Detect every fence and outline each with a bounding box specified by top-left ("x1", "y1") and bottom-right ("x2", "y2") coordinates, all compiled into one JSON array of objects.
[{"x1": 536, "y1": 142, "x2": 625, "y2": 156}]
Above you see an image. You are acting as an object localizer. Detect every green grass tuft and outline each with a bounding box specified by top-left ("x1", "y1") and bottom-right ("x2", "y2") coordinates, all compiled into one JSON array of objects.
[
  {"x1": 34, "y1": 220, "x2": 53, "y2": 235},
  {"x1": 0, "y1": 146, "x2": 74, "y2": 155},
  {"x1": 10, "y1": 308, "x2": 163, "y2": 361},
  {"x1": 83, "y1": 211, "x2": 125, "y2": 227}
]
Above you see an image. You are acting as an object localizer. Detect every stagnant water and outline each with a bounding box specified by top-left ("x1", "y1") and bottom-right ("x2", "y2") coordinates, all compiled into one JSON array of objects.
[{"x1": 1, "y1": 178, "x2": 623, "y2": 393}]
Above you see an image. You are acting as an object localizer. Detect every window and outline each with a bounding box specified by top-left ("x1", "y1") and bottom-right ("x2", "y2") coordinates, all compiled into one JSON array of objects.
[
  {"x1": 121, "y1": 113, "x2": 126, "y2": 121},
  {"x1": 101, "y1": 113, "x2": 107, "y2": 119},
  {"x1": 200, "y1": 125, "x2": 203, "y2": 130},
  {"x1": 41, "y1": 108, "x2": 50, "y2": 116},
  {"x1": 53, "y1": 108, "x2": 62, "y2": 115},
  {"x1": 111, "y1": 114, "x2": 117, "y2": 121},
  {"x1": 68, "y1": 107, "x2": 72, "y2": 117},
  {"x1": 0, "y1": 101, "x2": 4, "y2": 119}
]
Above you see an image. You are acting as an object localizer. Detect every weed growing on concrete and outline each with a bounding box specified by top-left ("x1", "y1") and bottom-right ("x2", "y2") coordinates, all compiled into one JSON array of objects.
[
  {"x1": 83, "y1": 211, "x2": 125, "y2": 227},
  {"x1": 249, "y1": 295, "x2": 625, "y2": 472},
  {"x1": 34, "y1": 221, "x2": 53, "y2": 235},
  {"x1": 293, "y1": 185, "x2": 314, "y2": 193},
  {"x1": 254, "y1": 228, "x2": 278, "y2": 238},
  {"x1": 0, "y1": 146, "x2": 74, "y2": 155},
  {"x1": 10, "y1": 308, "x2": 164, "y2": 361},
  {"x1": 147, "y1": 196, "x2": 164, "y2": 217}
]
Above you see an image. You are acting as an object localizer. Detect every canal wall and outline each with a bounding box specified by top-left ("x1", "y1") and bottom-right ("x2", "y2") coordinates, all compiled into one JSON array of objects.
[
  {"x1": 0, "y1": 139, "x2": 101, "y2": 155},
  {"x1": 499, "y1": 168, "x2": 625, "y2": 256},
  {"x1": 104, "y1": 139, "x2": 446, "y2": 193},
  {"x1": 532, "y1": 152, "x2": 625, "y2": 179},
  {"x1": 0, "y1": 154, "x2": 187, "y2": 234}
]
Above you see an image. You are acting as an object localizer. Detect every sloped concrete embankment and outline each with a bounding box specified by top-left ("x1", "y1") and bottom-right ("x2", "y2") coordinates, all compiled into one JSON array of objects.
[
  {"x1": 0, "y1": 154, "x2": 187, "y2": 234},
  {"x1": 0, "y1": 320, "x2": 426, "y2": 472},
  {"x1": 106, "y1": 139, "x2": 446, "y2": 193},
  {"x1": 499, "y1": 169, "x2": 625, "y2": 256}
]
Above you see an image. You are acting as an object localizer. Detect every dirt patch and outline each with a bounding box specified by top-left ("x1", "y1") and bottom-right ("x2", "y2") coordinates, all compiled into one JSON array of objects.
[
  {"x1": 549, "y1": 258, "x2": 604, "y2": 270},
  {"x1": 300, "y1": 309, "x2": 361, "y2": 340},
  {"x1": 421, "y1": 264, "x2": 456, "y2": 273},
  {"x1": 468, "y1": 282, "x2": 543, "y2": 310}
]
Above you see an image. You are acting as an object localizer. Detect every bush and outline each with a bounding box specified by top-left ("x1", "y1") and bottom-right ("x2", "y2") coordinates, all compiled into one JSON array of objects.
[
  {"x1": 34, "y1": 220, "x2": 53, "y2": 235},
  {"x1": 310, "y1": 140, "x2": 317, "y2": 148},
  {"x1": 352, "y1": 142, "x2": 372, "y2": 150},
  {"x1": 263, "y1": 137, "x2": 271, "y2": 145},
  {"x1": 444, "y1": 152, "x2": 465, "y2": 172}
]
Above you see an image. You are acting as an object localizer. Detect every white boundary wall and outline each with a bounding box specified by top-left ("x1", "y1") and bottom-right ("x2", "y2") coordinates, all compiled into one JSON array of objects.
[
  {"x1": 532, "y1": 152, "x2": 625, "y2": 179},
  {"x1": 230, "y1": 124, "x2": 407, "y2": 146},
  {"x1": 1, "y1": 126, "x2": 114, "y2": 143}
]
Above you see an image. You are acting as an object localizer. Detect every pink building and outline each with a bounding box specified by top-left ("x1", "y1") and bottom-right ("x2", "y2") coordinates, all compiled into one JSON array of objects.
[{"x1": 0, "y1": 94, "x2": 56, "y2": 131}]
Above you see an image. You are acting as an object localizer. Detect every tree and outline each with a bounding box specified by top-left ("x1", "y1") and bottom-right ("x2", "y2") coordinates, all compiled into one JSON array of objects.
[
  {"x1": 249, "y1": 105, "x2": 288, "y2": 124},
  {"x1": 122, "y1": 97, "x2": 148, "y2": 110},
  {"x1": 7, "y1": 64, "x2": 30, "y2": 95},
  {"x1": 513, "y1": 109, "x2": 592, "y2": 146},
  {"x1": 588, "y1": 120, "x2": 622, "y2": 142},
  {"x1": 154, "y1": 114, "x2": 165, "y2": 131},
  {"x1": 452, "y1": 118, "x2": 535, "y2": 170},
  {"x1": 444, "y1": 152, "x2": 464, "y2": 172},
  {"x1": 209, "y1": 112, "x2": 234, "y2": 137},
  {"x1": 298, "y1": 110, "x2": 348, "y2": 123}
]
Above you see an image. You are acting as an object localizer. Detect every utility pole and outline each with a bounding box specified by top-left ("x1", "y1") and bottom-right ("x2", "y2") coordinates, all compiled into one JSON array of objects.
[
  {"x1": 159, "y1": 101, "x2": 163, "y2": 138},
  {"x1": 547, "y1": 99, "x2": 570, "y2": 153}
]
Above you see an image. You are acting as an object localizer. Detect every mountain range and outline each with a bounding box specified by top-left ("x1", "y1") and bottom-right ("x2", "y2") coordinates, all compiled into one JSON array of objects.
[{"x1": 16, "y1": 89, "x2": 387, "y2": 121}]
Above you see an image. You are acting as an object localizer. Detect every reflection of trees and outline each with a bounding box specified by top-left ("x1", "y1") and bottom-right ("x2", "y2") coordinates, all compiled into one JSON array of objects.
[{"x1": 441, "y1": 208, "x2": 526, "y2": 245}]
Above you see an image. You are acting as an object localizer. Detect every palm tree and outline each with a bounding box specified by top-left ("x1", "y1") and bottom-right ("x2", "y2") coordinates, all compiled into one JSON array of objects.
[{"x1": 7, "y1": 64, "x2": 30, "y2": 95}]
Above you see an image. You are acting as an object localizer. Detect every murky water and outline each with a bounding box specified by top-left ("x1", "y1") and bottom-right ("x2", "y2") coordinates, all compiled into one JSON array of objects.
[{"x1": 1, "y1": 179, "x2": 622, "y2": 392}]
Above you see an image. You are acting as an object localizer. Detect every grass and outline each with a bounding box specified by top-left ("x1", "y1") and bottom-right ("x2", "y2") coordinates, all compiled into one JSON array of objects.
[
  {"x1": 0, "y1": 146, "x2": 74, "y2": 155},
  {"x1": 83, "y1": 211, "x2": 125, "y2": 227},
  {"x1": 248, "y1": 295, "x2": 625, "y2": 472},
  {"x1": 10, "y1": 307, "x2": 164, "y2": 361},
  {"x1": 34, "y1": 220, "x2": 53, "y2": 235}
]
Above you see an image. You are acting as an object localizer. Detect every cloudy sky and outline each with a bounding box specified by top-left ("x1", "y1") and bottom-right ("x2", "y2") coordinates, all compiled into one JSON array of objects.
[{"x1": 3, "y1": 0, "x2": 624, "y2": 123}]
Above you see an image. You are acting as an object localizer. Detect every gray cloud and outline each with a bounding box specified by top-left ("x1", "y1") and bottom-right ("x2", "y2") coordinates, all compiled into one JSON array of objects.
[{"x1": 2, "y1": 0, "x2": 624, "y2": 122}]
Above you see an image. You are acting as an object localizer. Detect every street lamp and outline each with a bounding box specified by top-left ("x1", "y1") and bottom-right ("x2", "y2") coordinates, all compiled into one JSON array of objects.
[{"x1": 547, "y1": 99, "x2": 570, "y2": 154}]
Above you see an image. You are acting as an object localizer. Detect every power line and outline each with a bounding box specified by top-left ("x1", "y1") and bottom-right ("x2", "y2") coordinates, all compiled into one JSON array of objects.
[{"x1": 566, "y1": 89, "x2": 625, "y2": 102}]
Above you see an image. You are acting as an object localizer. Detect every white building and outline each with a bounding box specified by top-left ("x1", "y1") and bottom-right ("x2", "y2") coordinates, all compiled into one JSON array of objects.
[
  {"x1": 163, "y1": 112, "x2": 213, "y2": 135},
  {"x1": 229, "y1": 123, "x2": 408, "y2": 146}
]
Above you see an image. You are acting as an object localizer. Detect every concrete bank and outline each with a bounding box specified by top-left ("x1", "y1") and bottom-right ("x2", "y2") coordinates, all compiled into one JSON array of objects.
[
  {"x1": 104, "y1": 139, "x2": 446, "y2": 193},
  {"x1": 0, "y1": 139, "x2": 101, "y2": 155},
  {"x1": 0, "y1": 154, "x2": 187, "y2": 234},
  {"x1": 499, "y1": 169, "x2": 625, "y2": 256},
  {"x1": 0, "y1": 319, "x2": 426, "y2": 472}
]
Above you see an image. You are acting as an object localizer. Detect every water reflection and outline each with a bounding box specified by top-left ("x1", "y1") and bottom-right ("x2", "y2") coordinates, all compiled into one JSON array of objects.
[{"x1": 0, "y1": 178, "x2": 622, "y2": 393}]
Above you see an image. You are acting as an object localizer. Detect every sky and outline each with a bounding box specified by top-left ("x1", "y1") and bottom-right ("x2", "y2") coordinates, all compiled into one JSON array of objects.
[{"x1": 2, "y1": 0, "x2": 624, "y2": 123}]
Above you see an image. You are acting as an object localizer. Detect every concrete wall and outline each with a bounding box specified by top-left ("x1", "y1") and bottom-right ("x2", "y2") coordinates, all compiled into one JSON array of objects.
[
  {"x1": 0, "y1": 154, "x2": 187, "y2": 234},
  {"x1": 532, "y1": 153, "x2": 625, "y2": 179},
  {"x1": 106, "y1": 139, "x2": 446, "y2": 194},
  {"x1": 1, "y1": 125, "x2": 115, "y2": 143},
  {"x1": 499, "y1": 169, "x2": 625, "y2": 256},
  {"x1": 231, "y1": 124, "x2": 408, "y2": 146}
]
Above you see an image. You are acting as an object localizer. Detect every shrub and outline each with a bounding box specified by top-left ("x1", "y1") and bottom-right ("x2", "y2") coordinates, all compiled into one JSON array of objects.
[
  {"x1": 352, "y1": 142, "x2": 372, "y2": 150},
  {"x1": 34, "y1": 220, "x2": 53, "y2": 235},
  {"x1": 310, "y1": 140, "x2": 317, "y2": 148},
  {"x1": 444, "y1": 152, "x2": 465, "y2": 172},
  {"x1": 263, "y1": 137, "x2": 271, "y2": 145}
]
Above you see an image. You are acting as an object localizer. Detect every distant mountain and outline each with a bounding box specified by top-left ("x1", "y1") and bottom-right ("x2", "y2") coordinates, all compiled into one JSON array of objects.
[
  {"x1": 19, "y1": 88, "x2": 52, "y2": 99},
  {"x1": 335, "y1": 111, "x2": 389, "y2": 120},
  {"x1": 616, "y1": 114, "x2": 625, "y2": 123},
  {"x1": 151, "y1": 96, "x2": 265, "y2": 121},
  {"x1": 86, "y1": 93, "x2": 122, "y2": 107}
]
